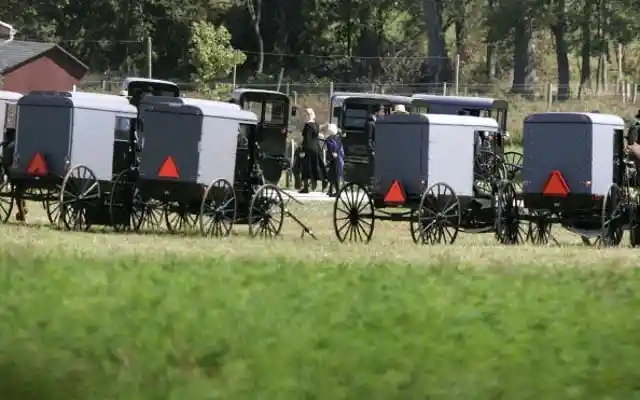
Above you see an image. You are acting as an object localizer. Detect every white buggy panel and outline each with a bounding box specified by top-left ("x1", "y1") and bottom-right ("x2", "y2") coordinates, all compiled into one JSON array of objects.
[
  {"x1": 522, "y1": 112, "x2": 623, "y2": 196},
  {"x1": 70, "y1": 106, "x2": 137, "y2": 181},
  {"x1": 427, "y1": 122, "x2": 476, "y2": 197},
  {"x1": 198, "y1": 112, "x2": 248, "y2": 185}
]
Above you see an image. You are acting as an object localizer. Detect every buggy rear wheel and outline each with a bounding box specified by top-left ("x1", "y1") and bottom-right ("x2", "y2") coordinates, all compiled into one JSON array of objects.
[
  {"x1": 600, "y1": 183, "x2": 625, "y2": 247},
  {"x1": 132, "y1": 198, "x2": 165, "y2": 233},
  {"x1": 43, "y1": 189, "x2": 61, "y2": 226},
  {"x1": 502, "y1": 151, "x2": 523, "y2": 192},
  {"x1": 248, "y1": 184, "x2": 285, "y2": 238},
  {"x1": 59, "y1": 165, "x2": 101, "y2": 231},
  {"x1": 630, "y1": 191, "x2": 640, "y2": 247},
  {"x1": 332, "y1": 182, "x2": 375, "y2": 243},
  {"x1": 109, "y1": 170, "x2": 136, "y2": 232},
  {"x1": 200, "y1": 179, "x2": 236, "y2": 238},
  {"x1": 413, "y1": 182, "x2": 461, "y2": 245},
  {"x1": 474, "y1": 150, "x2": 506, "y2": 198},
  {"x1": 495, "y1": 181, "x2": 527, "y2": 244},
  {"x1": 0, "y1": 165, "x2": 14, "y2": 223},
  {"x1": 526, "y1": 212, "x2": 553, "y2": 245},
  {"x1": 165, "y1": 203, "x2": 198, "y2": 234}
]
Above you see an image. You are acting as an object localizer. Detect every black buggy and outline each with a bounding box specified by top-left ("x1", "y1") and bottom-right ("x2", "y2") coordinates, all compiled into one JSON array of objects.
[
  {"x1": 495, "y1": 112, "x2": 640, "y2": 247},
  {"x1": 230, "y1": 89, "x2": 296, "y2": 186},
  {"x1": 332, "y1": 113, "x2": 513, "y2": 244}
]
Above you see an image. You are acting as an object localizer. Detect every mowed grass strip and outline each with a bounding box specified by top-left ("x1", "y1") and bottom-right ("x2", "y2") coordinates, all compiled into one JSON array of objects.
[{"x1": 1, "y1": 236, "x2": 640, "y2": 398}]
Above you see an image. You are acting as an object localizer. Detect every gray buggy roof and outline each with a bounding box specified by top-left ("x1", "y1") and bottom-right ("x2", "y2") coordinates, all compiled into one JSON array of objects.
[
  {"x1": 377, "y1": 113, "x2": 499, "y2": 130},
  {"x1": 524, "y1": 112, "x2": 624, "y2": 127},
  {"x1": 230, "y1": 88, "x2": 289, "y2": 101},
  {"x1": 121, "y1": 77, "x2": 178, "y2": 88},
  {"x1": 145, "y1": 96, "x2": 258, "y2": 124},
  {"x1": 411, "y1": 94, "x2": 507, "y2": 109},
  {"x1": 19, "y1": 91, "x2": 138, "y2": 115}
]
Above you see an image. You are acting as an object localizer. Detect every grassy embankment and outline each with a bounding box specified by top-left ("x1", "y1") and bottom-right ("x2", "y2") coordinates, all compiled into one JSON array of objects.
[{"x1": 1, "y1": 203, "x2": 640, "y2": 398}]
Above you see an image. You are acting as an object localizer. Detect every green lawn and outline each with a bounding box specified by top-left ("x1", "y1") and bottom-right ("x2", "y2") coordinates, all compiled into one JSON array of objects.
[{"x1": 2, "y1": 242, "x2": 640, "y2": 399}]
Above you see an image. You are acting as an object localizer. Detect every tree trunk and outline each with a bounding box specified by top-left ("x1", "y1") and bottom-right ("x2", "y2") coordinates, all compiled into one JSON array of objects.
[
  {"x1": 578, "y1": 1, "x2": 592, "y2": 97},
  {"x1": 511, "y1": 15, "x2": 535, "y2": 98},
  {"x1": 421, "y1": 0, "x2": 453, "y2": 90},
  {"x1": 254, "y1": 24, "x2": 264, "y2": 74},
  {"x1": 486, "y1": 0, "x2": 496, "y2": 80},
  {"x1": 551, "y1": 0, "x2": 570, "y2": 101},
  {"x1": 246, "y1": 0, "x2": 264, "y2": 75}
]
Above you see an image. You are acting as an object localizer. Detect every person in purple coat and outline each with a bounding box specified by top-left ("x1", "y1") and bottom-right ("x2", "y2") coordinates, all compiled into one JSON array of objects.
[{"x1": 323, "y1": 123, "x2": 344, "y2": 197}]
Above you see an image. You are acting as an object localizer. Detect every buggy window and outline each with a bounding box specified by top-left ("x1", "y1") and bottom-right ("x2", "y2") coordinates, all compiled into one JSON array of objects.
[
  {"x1": 343, "y1": 105, "x2": 370, "y2": 129},
  {"x1": 4, "y1": 104, "x2": 17, "y2": 129},
  {"x1": 244, "y1": 101, "x2": 263, "y2": 119},
  {"x1": 114, "y1": 116, "x2": 131, "y2": 141},
  {"x1": 490, "y1": 108, "x2": 507, "y2": 130},
  {"x1": 237, "y1": 123, "x2": 252, "y2": 149},
  {"x1": 265, "y1": 100, "x2": 285, "y2": 125}
]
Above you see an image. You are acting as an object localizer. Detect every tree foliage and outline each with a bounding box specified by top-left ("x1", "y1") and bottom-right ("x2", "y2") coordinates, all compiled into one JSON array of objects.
[
  {"x1": 189, "y1": 21, "x2": 246, "y2": 96},
  {"x1": 2, "y1": 0, "x2": 639, "y2": 97}
]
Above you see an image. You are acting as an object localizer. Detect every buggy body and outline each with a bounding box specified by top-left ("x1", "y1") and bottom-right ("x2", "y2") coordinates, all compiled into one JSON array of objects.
[
  {"x1": 505, "y1": 111, "x2": 639, "y2": 246},
  {"x1": 333, "y1": 113, "x2": 505, "y2": 244},
  {"x1": 230, "y1": 88, "x2": 293, "y2": 185},
  {"x1": 337, "y1": 94, "x2": 412, "y2": 185}
]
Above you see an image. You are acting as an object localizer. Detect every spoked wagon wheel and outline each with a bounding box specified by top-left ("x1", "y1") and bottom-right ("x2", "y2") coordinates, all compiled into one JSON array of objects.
[
  {"x1": 503, "y1": 151, "x2": 523, "y2": 192},
  {"x1": 248, "y1": 183, "x2": 285, "y2": 238},
  {"x1": 165, "y1": 203, "x2": 198, "y2": 234},
  {"x1": 333, "y1": 182, "x2": 375, "y2": 243},
  {"x1": 412, "y1": 182, "x2": 461, "y2": 245},
  {"x1": 0, "y1": 165, "x2": 15, "y2": 223},
  {"x1": 527, "y1": 212, "x2": 553, "y2": 245},
  {"x1": 43, "y1": 189, "x2": 61, "y2": 226},
  {"x1": 200, "y1": 179, "x2": 236, "y2": 238},
  {"x1": 109, "y1": 170, "x2": 136, "y2": 232},
  {"x1": 59, "y1": 165, "x2": 101, "y2": 231},
  {"x1": 600, "y1": 183, "x2": 625, "y2": 247},
  {"x1": 495, "y1": 181, "x2": 527, "y2": 244},
  {"x1": 474, "y1": 150, "x2": 506, "y2": 198},
  {"x1": 132, "y1": 198, "x2": 165, "y2": 233}
]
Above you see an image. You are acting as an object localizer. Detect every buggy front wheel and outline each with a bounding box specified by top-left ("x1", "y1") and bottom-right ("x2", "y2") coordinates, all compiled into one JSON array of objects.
[
  {"x1": 495, "y1": 181, "x2": 527, "y2": 244},
  {"x1": 0, "y1": 165, "x2": 14, "y2": 223},
  {"x1": 413, "y1": 182, "x2": 461, "y2": 245},
  {"x1": 200, "y1": 179, "x2": 236, "y2": 238},
  {"x1": 600, "y1": 183, "x2": 625, "y2": 247},
  {"x1": 332, "y1": 182, "x2": 375, "y2": 243},
  {"x1": 248, "y1": 183, "x2": 285, "y2": 238},
  {"x1": 59, "y1": 165, "x2": 101, "y2": 231}
]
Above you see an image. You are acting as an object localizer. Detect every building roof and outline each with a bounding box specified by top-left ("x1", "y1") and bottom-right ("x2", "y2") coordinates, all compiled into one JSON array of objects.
[{"x1": 0, "y1": 40, "x2": 89, "y2": 74}]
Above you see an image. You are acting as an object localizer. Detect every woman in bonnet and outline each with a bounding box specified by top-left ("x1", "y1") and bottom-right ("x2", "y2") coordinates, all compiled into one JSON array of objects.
[{"x1": 299, "y1": 108, "x2": 324, "y2": 193}]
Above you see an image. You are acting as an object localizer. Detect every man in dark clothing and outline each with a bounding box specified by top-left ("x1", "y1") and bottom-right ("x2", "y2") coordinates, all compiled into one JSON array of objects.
[{"x1": 627, "y1": 110, "x2": 640, "y2": 145}]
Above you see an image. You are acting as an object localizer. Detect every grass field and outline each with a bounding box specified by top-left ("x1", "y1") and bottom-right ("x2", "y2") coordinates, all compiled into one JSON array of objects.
[{"x1": 2, "y1": 201, "x2": 640, "y2": 398}]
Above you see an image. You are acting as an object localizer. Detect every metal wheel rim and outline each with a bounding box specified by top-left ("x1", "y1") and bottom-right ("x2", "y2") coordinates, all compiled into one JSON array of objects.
[
  {"x1": 109, "y1": 171, "x2": 135, "y2": 232},
  {"x1": 415, "y1": 182, "x2": 461, "y2": 245},
  {"x1": 164, "y1": 203, "x2": 198, "y2": 234},
  {"x1": 495, "y1": 181, "x2": 527, "y2": 244},
  {"x1": 59, "y1": 165, "x2": 101, "y2": 231},
  {"x1": 248, "y1": 184, "x2": 285, "y2": 238},
  {"x1": 600, "y1": 184, "x2": 624, "y2": 247},
  {"x1": 0, "y1": 167, "x2": 15, "y2": 223},
  {"x1": 333, "y1": 183, "x2": 374, "y2": 243},
  {"x1": 200, "y1": 179, "x2": 236, "y2": 238}
]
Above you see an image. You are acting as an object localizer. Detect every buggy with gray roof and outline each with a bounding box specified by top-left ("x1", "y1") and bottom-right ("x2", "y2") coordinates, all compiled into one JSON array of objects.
[
  {"x1": 333, "y1": 112, "x2": 513, "y2": 244},
  {"x1": 496, "y1": 112, "x2": 640, "y2": 246}
]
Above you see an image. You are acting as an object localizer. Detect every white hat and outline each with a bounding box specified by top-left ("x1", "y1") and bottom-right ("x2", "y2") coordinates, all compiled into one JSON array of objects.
[
  {"x1": 325, "y1": 123, "x2": 338, "y2": 136},
  {"x1": 393, "y1": 104, "x2": 407, "y2": 113}
]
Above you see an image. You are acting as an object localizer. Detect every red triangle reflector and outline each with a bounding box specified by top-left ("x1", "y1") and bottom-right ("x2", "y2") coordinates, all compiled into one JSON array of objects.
[
  {"x1": 27, "y1": 152, "x2": 48, "y2": 175},
  {"x1": 158, "y1": 156, "x2": 179, "y2": 178},
  {"x1": 384, "y1": 180, "x2": 405, "y2": 203},
  {"x1": 542, "y1": 170, "x2": 570, "y2": 196}
]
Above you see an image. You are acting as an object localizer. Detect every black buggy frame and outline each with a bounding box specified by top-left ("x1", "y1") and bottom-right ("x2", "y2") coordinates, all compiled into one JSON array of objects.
[
  {"x1": 331, "y1": 113, "x2": 512, "y2": 244},
  {"x1": 494, "y1": 112, "x2": 640, "y2": 247}
]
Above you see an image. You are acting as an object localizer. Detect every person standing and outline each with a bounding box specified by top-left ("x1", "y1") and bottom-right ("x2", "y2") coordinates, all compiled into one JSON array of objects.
[
  {"x1": 323, "y1": 123, "x2": 344, "y2": 197},
  {"x1": 627, "y1": 109, "x2": 640, "y2": 145},
  {"x1": 365, "y1": 104, "x2": 385, "y2": 180},
  {"x1": 299, "y1": 108, "x2": 324, "y2": 193}
]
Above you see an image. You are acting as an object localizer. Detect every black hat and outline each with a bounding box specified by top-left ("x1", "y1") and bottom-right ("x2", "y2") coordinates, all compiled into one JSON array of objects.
[{"x1": 374, "y1": 104, "x2": 385, "y2": 112}]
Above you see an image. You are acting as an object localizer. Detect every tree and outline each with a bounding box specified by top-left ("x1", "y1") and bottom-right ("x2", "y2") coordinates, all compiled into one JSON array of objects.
[
  {"x1": 189, "y1": 21, "x2": 247, "y2": 96},
  {"x1": 244, "y1": 0, "x2": 264, "y2": 75}
]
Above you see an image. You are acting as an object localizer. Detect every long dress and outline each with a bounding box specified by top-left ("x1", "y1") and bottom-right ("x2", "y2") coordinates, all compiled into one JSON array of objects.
[{"x1": 300, "y1": 121, "x2": 324, "y2": 183}]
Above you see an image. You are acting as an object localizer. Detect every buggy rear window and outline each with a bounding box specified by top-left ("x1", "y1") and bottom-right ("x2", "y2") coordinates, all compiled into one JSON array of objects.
[{"x1": 343, "y1": 106, "x2": 369, "y2": 129}]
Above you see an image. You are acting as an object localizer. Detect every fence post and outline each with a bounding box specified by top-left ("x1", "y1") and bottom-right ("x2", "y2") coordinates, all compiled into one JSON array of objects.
[
  {"x1": 285, "y1": 83, "x2": 290, "y2": 96},
  {"x1": 442, "y1": 82, "x2": 447, "y2": 96},
  {"x1": 329, "y1": 81, "x2": 334, "y2": 99},
  {"x1": 371, "y1": 83, "x2": 376, "y2": 93},
  {"x1": 633, "y1": 83, "x2": 638, "y2": 104},
  {"x1": 293, "y1": 91, "x2": 298, "y2": 106},
  {"x1": 546, "y1": 83, "x2": 554, "y2": 110}
]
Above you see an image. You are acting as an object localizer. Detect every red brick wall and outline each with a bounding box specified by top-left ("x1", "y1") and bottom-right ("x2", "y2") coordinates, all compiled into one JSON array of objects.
[{"x1": 2, "y1": 48, "x2": 87, "y2": 93}]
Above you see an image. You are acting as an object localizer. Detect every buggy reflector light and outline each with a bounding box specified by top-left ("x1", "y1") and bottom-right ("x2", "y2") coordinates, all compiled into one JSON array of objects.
[
  {"x1": 542, "y1": 170, "x2": 569, "y2": 197},
  {"x1": 27, "y1": 152, "x2": 47, "y2": 175},
  {"x1": 158, "y1": 156, "x2": 179, "y2": 178},
  {"x1": 384, "y1": 180, "x2": 405, "y2": 203}
]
